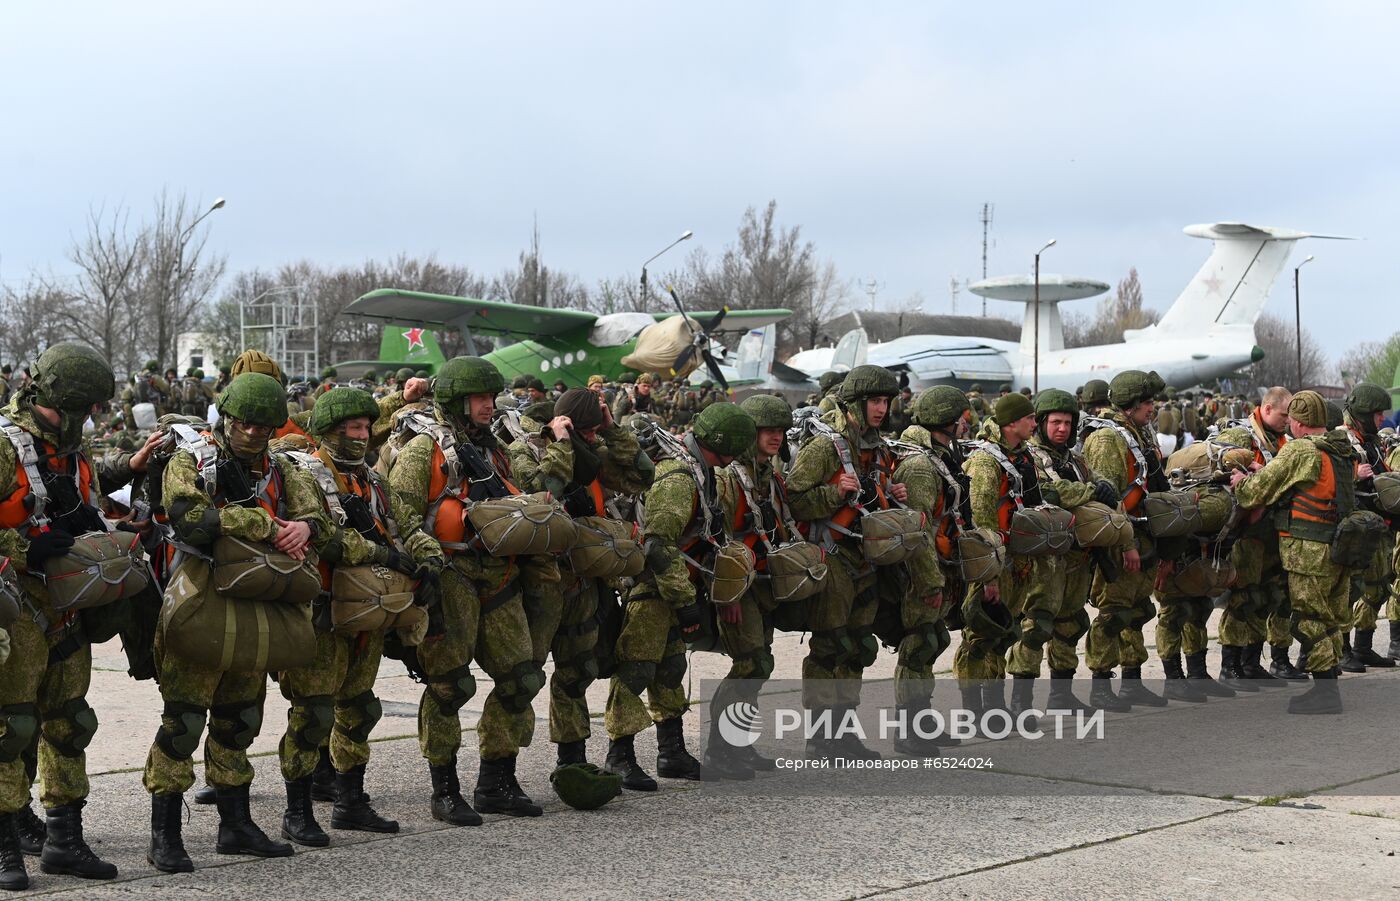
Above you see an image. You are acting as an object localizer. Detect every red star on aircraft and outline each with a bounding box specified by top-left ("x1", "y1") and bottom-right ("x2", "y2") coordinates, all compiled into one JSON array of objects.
[{"x1": 403, "y1": 327, "x2": 425, "y2": 350}]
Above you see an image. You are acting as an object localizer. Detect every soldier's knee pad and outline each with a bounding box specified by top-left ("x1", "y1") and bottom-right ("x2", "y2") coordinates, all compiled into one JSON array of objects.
[
  {"x1": 751, "y1": 649, "x2": 776, "y2": 681},
  {"x1": 615, "y1": 660, "x2": 656, "y2": 696},
  {"x1": 154, "y1": 701, "x2": 206, "y2": 761},
  {"x1": 208, "y1": 701, "x2": 262, "y2": 751},
  {"x1": 42, "y1": 698, "x2": 98, "y2": 758},
  {"x1": 905, "y1": 623, "x2": 949, "y2": 669},
  {"x1": 556, "y1": 651, "x2": 599, "y2": 699},
  {"x1": 853, "y1": 629, "x2": 879, "y2": 669},
  {"x1": 809, "y1": 628, "x2": 854, "y2": 671},
  {"x1": 1059, "y1": 609, "x2": 1091, "y2": 644},
  {"x1": 1128, "y1": 597, "x2": 1156, "y2": 630},
  {"x1": 429, "y1": 664, "x2": 477, "y2": 715},
  {"x1": 1021, "y1": 611, "x2": 1055, "y2": 650},
  {"x1": 497, "y1": 660, "x2": 547, "y2": 714},
  {"x1": 0, "y1": 703, "x2": 40, "y2": 764},
  {"x1": 655, "y1": 651, "x2": 687, "y2": 689},
  {"x1": 335, "y1": 690, "x2": 382, "y2": 745},
  {"x1": 290, "y1": 694, "x2": 335, "y2": 752}
]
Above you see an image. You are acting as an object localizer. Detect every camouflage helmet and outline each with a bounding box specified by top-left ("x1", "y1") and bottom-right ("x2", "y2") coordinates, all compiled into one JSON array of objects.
[
  {"x1": 1345, "y1": 382, "x2": 1391, "y2": 416},
  {"x1": 363, "y1": 369, "x2": 378, "y2": 383},
  {"x1": 144, "y1": 359, "x2": 160, "y2": 373},
  {"x1": 1034, "y1": 388, "x2": 1079, "y2": 418},
  {"x1": 231, "y1": 349, "x2": 284, "y2": 383},
  {"x1": 310, "y1": 386, "x2": 380, "y2": 435},
  {"x1": 912, "y1": 386, "x2": 969, "y2": 428},
  {"x1": 218, "y1": 364, "x2": 231, "y2": 376},
  {"x1": 818, "y1": 370, "x2": 844, "y2": 393},
  {"x1": 740, "y1": 393, "x2": 793, "y2": 430},
  {"x1": 434, "y1": 356, "x2": 504, "y2": 404},
  {"x1": 414, "y1": 369, "x2": 429, "y2": 378},
  {"x1": 700, "y1": 379, "x2": 715, "y2": 390},
  {"x1": 692, "y1": 402, "x2": 757, "y2": 456},
  {"x1": 549, "y1": 762, "x2": 622, "y2": 811},
  {"x1": 510, "y1": 374, "x2": 530, "y2": 390},
  {"x1": 217, "y1": 373, "x2": 288, "y2": 427},
  {"x1": 32, "y1": 342, "x2": 115, "y2": 411},
  {"x1": 194, "y1": 368, "x2": 205, "y2": 379},
  {"x1": 1108, "y1": 370, "x2": 1158, "y2": 408},
  {"x1": 395, "y1": 367, "x2": 414, "y2": 382},
  {"x1": 969, "y1": 383, "x2": 983, "y2": 393},
  {"x1": 619, "y1": 371, "x2": 637, "y2": 384},
  {"x1": 1081, "y1": 379, "x2": 1110, "y2": 405},
  {"x1": 186, "y1": 366, "x2": 198, "y2": 377},
  {"x1": 321, "y1": 366, "x2": 338, "y2": 380},
  {"x1": 837, "y1": 364, "x2": 899, "y2": 403}
]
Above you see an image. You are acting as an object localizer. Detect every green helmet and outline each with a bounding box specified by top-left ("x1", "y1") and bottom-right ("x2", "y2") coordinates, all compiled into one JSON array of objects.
[
  {"x1": 363, "y1": 369, "x2": 378, "y2": 383},
  {"x1": 619, "y1": 372, "x2": 637, "y2": 384},
  {"x1": 217, "y1": 373, "x2": 288, "y2": 427},
  {"x1": 321, "y1": 367, "x2": 338, "y2": 380},
  {"x1": 740, "y1": 394, "x2": 793, "y2": 429},
  {"x1": 32, "y1": 342, "x2": 115, "y2": 411},
  {"x1": 837, "y1": 365, "x2": 899, "y2": 403},
  {"x1": 186, "y1": 366, "x2": 198, "y2": 377},
  {"x1": 969, "y1": 383, "x2": 983, "y2": 393},
  {"x1": 414, "y1": 369, "x2": 429, "y2": 378},
  {"x1": 1034, "y1": 388, "x2": 1079, "y2": 417},
  {"x1": 510, "y1": 374, "x2": 530, "y2": 390},
  {"x1": 527, "y1": 377, "x2": 545, "y2": 392},
  {"x1": 912, "y1": 386, "x2": 969, "y2": 428},
  {"x1": 310, "y1": 386, "x2": 380, "y2": 435},
  {"x1": 700, "y1": 380, "x2": 715, "y2": 390},
  {"x1": 1345, "y1": 382, "x2": 1391, "y2": 416},
  {"x1": 1108, "y1": 370, "x2": 1159, "y2": 408},
  {"x1": 692, "y1": 402, "x2": 757, "y2": 456},
  {"x1": 395, "y1": 367, "x2": 414, "y2": 382},
  {"x1": 144, "y1": 359, "x2": 160, "y2": 373},
  {"x1": 818, "y1": 370, "x2": 844, "y2": 393},
  {"x1": 998, "y1": 383, "x2": 1012, "y2": 393},
  {"x1": 434, "y1": 356, "x2": 505, "y2": 405},
  {"x1": 218, "y1": 364, "x2": 231, "y2": 376},
  {"x1": 194, "y1": 368, "x2": 205, "y2": 379},
  {"x1": 1165, "y1": 387, "x2": 1177, "y2": 400},
  {"x1": 1081, "y1": 379, "x2": 1110, "y2": 405},
  {"x1": 549, "y1": 762, "x2": 622, "y2": 810}
]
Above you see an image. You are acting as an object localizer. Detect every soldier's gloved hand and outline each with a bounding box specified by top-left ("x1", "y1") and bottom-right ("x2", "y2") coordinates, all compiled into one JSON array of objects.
[
  {"x1": 1092, "y1": 480, "x2": 1120, "y2": 507},
  {"x1": 857, "y1": 475, "x2": 880, "y2": 507},
  {"x1": 377, "y1": 547, "x2": 417, "y2": 576},
  {"x1": 675, "y1": 603, "x2": 705, "y2": 636},
  {"x1": 643, "y1": 539, "x2": 675, "y2": 575},
  {"x1": 426, "y1": 596, "x2": 447, "y2": 639},
  {"x1": 25, "y1": 529, "x2": 74, "y2": 573},
  {"x1": 413, "y1": 565, "x2": 442, "y2": 609}
]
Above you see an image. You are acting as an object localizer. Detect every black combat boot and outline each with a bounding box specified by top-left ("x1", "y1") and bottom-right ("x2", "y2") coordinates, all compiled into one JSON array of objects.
[
  {"x1": 214, "y1": 785, "x2": 294, "y2": 857},
  {"x1": 1047, "y1": 669, "x2": 1092, "y2": 714},
  {"x1": 429, "y1": 759, "x2": 483, "y2": 826},
  {"x1": 555, "y1": 740, "x2": 587, "y2": 767},
  {"x1": 1241, "y1": 642, "x2": 1285, "y2": 684},
  {"x1": 703, "y1": 711, "x2": 758, "y2": 779},
  {"x1": 1353, "y1": 630, "x2": 1396, "y2": 668},
  {"x1": 826, "y1": 705, "x2": 883, "y2": 759},
  {"x1": 1287, "y1": 670, "x2": 1343, "y2": 715},
  {"x1": 193, "y1": 785, "x2": 216, "y2": 805},
  {"x1": 604, "y1": 734, "x2": 658, "y2": 791},
  {"x1": 1117, "y1": 667, "x2": 1168, "y2": 707},
  {"x1": 280, "y1": 778, "x2": 329, "y2": 847},
  {"x1": 1185, "y1": 651, "x2": 1236, "y2": 698},
  {"x1": 1007, "y1": 675, "x2": 1040, "y2": 730},
  {"x1": 957, "y1": 682, "x2": 985, "y2": 725},
  {"x1": 655, "y1": 717, "x2": 704, "y2": 778},
  {"x1": 1218, "y1": 645, "x2": 1259, "y2": 691},
  {"x1": 1162, "y1": 654, "x2": 1207, "y2": 702},
  {"x1": 1088, "y1": 671, "x2": 1131, "y2": 712},
  {"x1": 38, "y1": 801, "x2": 118, "y2": 879},
  {"x1": 331, "y1": 765, "x2": 398, "y2": 833},
  {"x1": 310, "y1": 745, "x2": 338, "y2": 802},
  {"x1": 503, "y1": 756, "x2": 537, "y2": 808},
  {"x1": 1339, "y1": 634, "x2": 1367, "y2": 673},
  {"x1": 1269, "y1": 644, "x2": 1309, "y2": 681},
  {"x1": 13, "y1": 802, "x2": 42, "y2": 855},
  {"x1": 147, "y1": 793, "x2": 193, "y2": 874},
  {"x1": 1388, "y1": 622, "x2": 1400, "y2": 661},
  {"x1": 0, "y1": 813, "x2": 27, "y2": 891},
  {"x1": 891, "y1": 702, "x2": 946, "y2": 756},
  {"x1": 473, "y1": 756, "x2": 543, "y2": 817}
]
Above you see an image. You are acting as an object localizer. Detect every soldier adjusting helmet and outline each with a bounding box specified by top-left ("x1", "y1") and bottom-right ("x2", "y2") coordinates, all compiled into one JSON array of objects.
[
  {"x1": 912, "y1": 385, "x2": 969, "y2": 428},
  {"x1": 692, "y1": 402, "x2": 757, "y2": 458},
  {"x1": 1344, "y1": 382, "x2": 1391, "y2": 417}
]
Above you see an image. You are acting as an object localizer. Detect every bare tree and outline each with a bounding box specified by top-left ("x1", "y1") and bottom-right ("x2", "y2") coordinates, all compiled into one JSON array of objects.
[
  {"x1": 1242, "y1": 312, "x2": 1330, "y2": 391},
  {"x1": 0, "y1": 276, "x2": 79, "y2": 365},
  {"x1": 68, "y1": 204, "x2": 146, "y2": 373},
  {"x1": 137, "y1": 191, "x2": 227, "y2": 368},
  {"x1": 1062, "y1": 268, "x2": 1159, "y2": 347},
  {"x1": 789, "y1": 260, "x2": 851, "y2": 352}
]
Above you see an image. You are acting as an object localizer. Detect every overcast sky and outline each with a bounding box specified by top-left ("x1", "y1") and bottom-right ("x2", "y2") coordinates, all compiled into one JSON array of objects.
[{"x1": 2, "y1": 2, "x2": 1394, "y2": 363}]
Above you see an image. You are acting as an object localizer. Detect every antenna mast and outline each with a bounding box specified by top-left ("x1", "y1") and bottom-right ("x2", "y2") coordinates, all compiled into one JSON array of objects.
[{"x1": 980, "y1": 202, "x2": 994, "y2": 316}]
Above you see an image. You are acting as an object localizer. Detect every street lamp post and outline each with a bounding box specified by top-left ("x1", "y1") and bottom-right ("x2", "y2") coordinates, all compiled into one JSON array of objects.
[
  {"x1": 1033, "y1": 239, "x2": 1056, "y2": 393},
  {"x1": 639, "y1": 230, "x2": 694, "y2": 311},
  {"x1": 165, "y1": 197, "x2": 225, "y2": 362},
  {"x1": 1294, "y1": 255, "x2": 1314, "y2": 391}
]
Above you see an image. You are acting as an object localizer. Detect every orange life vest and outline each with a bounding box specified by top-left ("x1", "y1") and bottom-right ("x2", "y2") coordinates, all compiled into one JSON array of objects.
[
  {"x1": 827, "y1": 445, "x2": 893, "y2": 533},
  {"x1": 1280, "y1": 449, "x2": 1340, "y2": 540},
  {"x1": 0, "y1": 441, "x2": 93, "y2": 537},
  {"x1": 425, "y1": 443, "x2": 520, "y2": 551}
]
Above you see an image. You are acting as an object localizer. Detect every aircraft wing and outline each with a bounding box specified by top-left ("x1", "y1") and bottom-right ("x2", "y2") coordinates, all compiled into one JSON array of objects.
[
  {"x1": 653, "y1": 309, "x2": 791, "y2": 333},
  {"x1": 346, "y1": 289, "x2": 598, "y2": 338}
]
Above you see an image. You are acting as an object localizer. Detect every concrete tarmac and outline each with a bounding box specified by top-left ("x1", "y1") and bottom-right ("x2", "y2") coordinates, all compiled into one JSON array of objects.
[{"x1": 9, "y1": 617, "x2": 1400, "y2": 900}]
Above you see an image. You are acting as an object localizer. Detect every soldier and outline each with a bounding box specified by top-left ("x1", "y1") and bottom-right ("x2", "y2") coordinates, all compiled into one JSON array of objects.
[
  {"x1": 143, "y1": 373, "x2": 331, "y2": 872},
  {"x1": 1081, "y1": 370, "x2": 1170, "y2": 710},
  {"x1": 1079, "y1": 379, "x2": 1110, "y2": 418},
  {"x1": 525, "y1": 378, "x2": 548, "y2": 405},
  {"x1": 505, "y1": 388, "x2": 652, "y2": 771},
  {"x1": 384, "y1": 357, "x2": 551, "y2": 821},
  {"x1": 884, "y1": 385, "x2": 913, "y2": 435},
  {"x1": 604, "y1": 403, "x2": 754, "y2": 788},
  {"x1": 176, "y1": 368, "x2": 209, "y2": 418},
  {"x1": 815, "y1": 371, "x2": 845, "y2": 415},
  {"x1": 213, "y1": 365, "x2": 232, "y2": 394},
  {"x1": 708, "y1": 395, "x2": 804, "y2": 774},
  {"x1": 396, "y1": 368, "x2": 415, "y2": 389},
  {"x1": 967, "y1": 383, "x2": 991, "y2": 421},
  {"x1": 1231, "y1": 391, "x2": 1358, "y2": 713},
  {"x1": 786, "y1": 365, "x2": 928, "y2": 758},
  {"x1": 551, "y1": 379, "x2": 567, "y2": 399},
  {"x1": 1340, "y1": 383, "x2": 1398, "y2": 671},
  {"x1": 891, "y1": 386, "x2": 974, "y2": 751},
  {"x1": 587, "y1": 374, "x2": 606, "y2": 399},
  {"x1": 1024, "y1": 389, "x2": 1122, "y2": 709},
  {"x1": 670, "y1": 380, "x2": 697, "y2": 430},
  {"x1": 312, "y1": 367, "x2": 338, "y2": 400},
  {"x1": 0, "y1": 343, "x2": 159, "y2": 889},
  {"x1": 121, "y1": 360, "x2": 171, "y2": 430},
  {"x1": 275, "y1": 388, "x2": 444, "y2": 846},
  {"x1": 1215, "y1": 387, "x2": 1306, "y2": 683}
]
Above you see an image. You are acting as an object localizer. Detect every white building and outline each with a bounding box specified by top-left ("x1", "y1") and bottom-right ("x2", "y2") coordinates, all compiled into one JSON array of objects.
[{"x1": 176, "y1": 331, "x2": 220, "y2": 376}]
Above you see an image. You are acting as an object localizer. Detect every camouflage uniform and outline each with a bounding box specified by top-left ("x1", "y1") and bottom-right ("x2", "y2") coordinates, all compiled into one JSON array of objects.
[{"x1": 1342, "y1": 405, "x2": 1397, "y2": 665}]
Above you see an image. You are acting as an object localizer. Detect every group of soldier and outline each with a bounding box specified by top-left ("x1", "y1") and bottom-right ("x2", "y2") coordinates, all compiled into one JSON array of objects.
[{"x1": 1, "y1": 338, "x2": 1398, "y2": 891}]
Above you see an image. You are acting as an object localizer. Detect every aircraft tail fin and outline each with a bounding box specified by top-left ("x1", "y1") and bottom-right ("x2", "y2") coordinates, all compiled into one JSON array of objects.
[
  {"x1": 734, "y1": 325, "x2": 776, "y2": 382},
  {"x1": 830, "y1": 328, "x2": 869, "y2": 372},
  {"x1": 1146, "y1": 223, "x2": 1352, "y2": 338},
  {"x1": 377, "y1": 324, "x2": 446, "y2": 373}
]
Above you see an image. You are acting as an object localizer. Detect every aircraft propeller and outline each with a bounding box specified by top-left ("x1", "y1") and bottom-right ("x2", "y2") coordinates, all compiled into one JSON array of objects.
[{"x1": 666, "y1": 286, "x2": 730, "y2": 390}]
